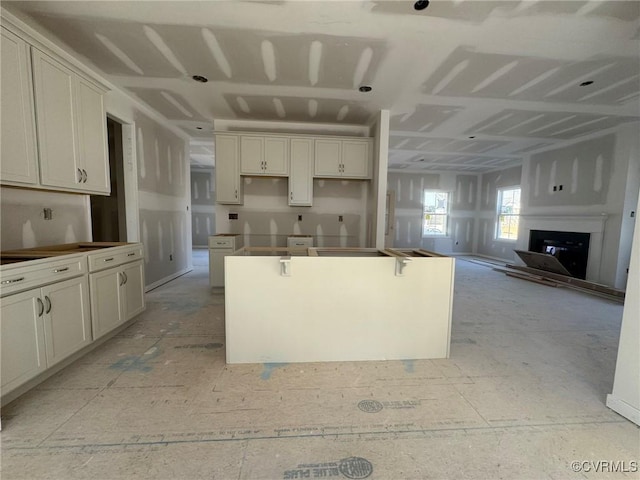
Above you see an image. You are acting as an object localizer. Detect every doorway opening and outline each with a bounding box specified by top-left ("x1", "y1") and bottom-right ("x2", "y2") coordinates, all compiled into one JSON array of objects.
[{"x1": 90, "y1": 117, "x2": 127, "y2": 242}]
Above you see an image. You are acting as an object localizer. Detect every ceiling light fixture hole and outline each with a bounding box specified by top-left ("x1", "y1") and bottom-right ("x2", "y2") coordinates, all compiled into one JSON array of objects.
[
  {"x1": 192, "y1": 75, "x2": 209, "y2": 83},
  {"x1": 414, "y1": 0, "x2": 430, "y2": 11},
  {"x1": 359, "y1": 85, "x2": 372, "y2": 92},
  {"x1": 579, "y1": 80, "x2": 594, "y2": 86}
]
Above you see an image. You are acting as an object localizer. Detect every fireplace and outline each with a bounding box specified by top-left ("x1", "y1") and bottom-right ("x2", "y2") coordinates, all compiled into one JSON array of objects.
[{"x1": 529, "y1": 230, "x2": 590, "y2": 279}]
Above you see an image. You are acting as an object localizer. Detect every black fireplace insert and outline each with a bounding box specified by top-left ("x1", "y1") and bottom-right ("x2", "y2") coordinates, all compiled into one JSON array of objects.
[{"x1": 529, "y1": 230, "x2": 590, "y2": 279}]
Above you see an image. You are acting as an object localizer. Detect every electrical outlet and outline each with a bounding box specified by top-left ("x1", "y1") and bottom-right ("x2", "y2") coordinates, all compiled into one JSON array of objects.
[
  {"x1": 298, "y1": 215, "x2": 302, "y2": 221},
  {"x1": 169, "y1": 254, "x2": 173, "y2": 261},
  {"x1": 559, "y1": 184, "x2": 563, "y2": 191},
  {"x1": 43, "y1": 208, "x2": 53, "y2": 220},
  {"x1": 338, "y1": 215, "x2": 343, "y2": 222},
  {"x1": 229, "y1": 213, "x2": 238, "y2": 220}
]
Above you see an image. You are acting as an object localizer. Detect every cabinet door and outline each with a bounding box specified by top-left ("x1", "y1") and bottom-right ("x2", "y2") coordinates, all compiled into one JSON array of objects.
[
  {"x1": 89, "y1": 268, "x2": 123, "y2": 340},
  {"x1": 342, "y1": 140, "x2": 370, "y2": 178},
  {"x1": 215, "y1": 135, "x2": 242, "y2": 204},
  {"x1": 32, "y1": 49, "x2": 80, "y2": 190},
  {"x1": 264, "y1": 137, "x2": 289, "y2": 176},
  {"x1": 41, "y1": 276, "x2": 92, "y2": 367},
  {"x1": 314, "y1": 139, "x2": 341, "y2": 177},
  {"x1": 0, "y1": 289, "x2": 47, "y2": 394},
  {"x1": 0, "y1": 28, "x2": 39, "y2": 186},
  {"x1": 76, "y1": 78, "x2": 109, "y2": 194},
  {"x1": 122, "y1": 261, "x2": 145, "y2": 321},
  {"x1": 240, "y1": 136, "x2": 264, "y2": 174},
  {"x1": 289, "y1": 138, "x2": 313, "y2": 206},
  {"x1": 210, "y1": 248, "x2": 233, "y2": 287}
]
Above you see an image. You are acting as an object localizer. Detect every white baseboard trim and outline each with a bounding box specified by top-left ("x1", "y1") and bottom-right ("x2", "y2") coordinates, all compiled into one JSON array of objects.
[
  {"x1": 606, "y1": 394, "x2": 640, "y2": 426},
  {"x1": 145, "y1": 267, "x2": 193, "y2": 292}
]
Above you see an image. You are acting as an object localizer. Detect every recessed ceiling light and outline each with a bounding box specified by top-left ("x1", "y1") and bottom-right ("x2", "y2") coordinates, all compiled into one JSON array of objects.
[
  {"x1": 192, "y1": 75, "x2": 209, "y2": 83},
  {"x1": 579, "y1": 80, "x2": 594, "y2": 86},
  {"x1": 358, "y1": 85, "x2": 372, "y2": 92},
  {"x1": 414, "y1": 0, "x2": 429, "y2": 11}
]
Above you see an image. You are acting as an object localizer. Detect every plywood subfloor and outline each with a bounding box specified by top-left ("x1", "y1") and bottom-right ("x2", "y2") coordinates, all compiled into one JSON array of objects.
[{"x1": 1, "y1": 251, "x2": 636, "y2": 479}]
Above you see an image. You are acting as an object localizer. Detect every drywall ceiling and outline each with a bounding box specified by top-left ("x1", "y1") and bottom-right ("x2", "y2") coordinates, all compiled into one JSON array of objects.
[{"x1": 4, "y1": 0, "x2": 639, "y2": 172}]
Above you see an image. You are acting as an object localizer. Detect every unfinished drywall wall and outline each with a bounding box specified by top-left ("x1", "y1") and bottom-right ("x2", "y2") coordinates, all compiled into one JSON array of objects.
[
  {"x1": 476, "y1": 165, "x2": 523, "y2": 261},
  {"x1": 518, "y1": 126, "x2": 639, "y2": 288},
  {"x1": 133, "y1": 110, "x2": 190, "y2": 288},
  {"x1": 387, "y1": 171, "x2": 477, "y2": 253},
  {"x1": 0, "y1": 187, "x2": 91, "y2": 250},
  {"x1": 215, "y1": 177, "x2": 368, "y2": 247},
  {"x1": 191, "y1": 168, "x2": 215, "y2": 247},
  {"x1": 105, "y1": 87, "x2": 192, "y2": 289}
]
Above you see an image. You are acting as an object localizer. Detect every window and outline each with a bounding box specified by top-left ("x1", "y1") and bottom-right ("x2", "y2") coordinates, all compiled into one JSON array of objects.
[
  {"x1": 423, "y1": 191, "x2": 449, "y2": 236},
  {"x1": 496, "y1": 187, "x2": 521, "y2": 240}
]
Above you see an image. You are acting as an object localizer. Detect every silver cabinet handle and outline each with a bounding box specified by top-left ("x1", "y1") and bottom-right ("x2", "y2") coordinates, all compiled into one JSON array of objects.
[
  {"x1": 119, "y1": 272, "x2": 124, "y2": 286},
  {"x1": 1, "y1": 277, "x2": 25, "y2": 285},
  {"x1": 37, "y1": 297, "x2": 44, "y2": 317},
  {"x1": 53, "y1": 267, "x2": 69, "y2": 273},
  {"x1": 77, "y1": 168, "x2": 83, "y2": 183},
  {"x1": 83, "y1": 169, "x2": 88, "y2": 182},
  {"x1": 127, "y1": 252, "x2": 136, "y2": 257},
  {"x1": 123, "y1": 272, "x2": 128, "y2": 284},
  {"x1": 45, "y1": 295, "x2": 52, "y2": 314},
  {"x1": 104, "y1": 257, "x2": 114, "y2": 262}
]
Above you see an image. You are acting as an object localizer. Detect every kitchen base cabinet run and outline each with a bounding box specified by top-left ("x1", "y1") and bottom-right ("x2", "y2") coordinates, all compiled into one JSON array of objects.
[
  {"x1": 1, "y1": 269, "x2": 91, "y2": 395},
  {"x1": 225, "y1": 248, "x2": 454, "y2": 363}
]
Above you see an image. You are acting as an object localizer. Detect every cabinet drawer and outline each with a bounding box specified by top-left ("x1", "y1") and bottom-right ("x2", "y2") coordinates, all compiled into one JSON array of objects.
[
  {"x1": 88, "y1": 245, "x2": 144, "y2": 272},
  {"x1": 208, "y1": 236, "x2": 237, "y2": 249},
  {"x1": 0, "y1": 255, "x2": 86, "y2": 297}
]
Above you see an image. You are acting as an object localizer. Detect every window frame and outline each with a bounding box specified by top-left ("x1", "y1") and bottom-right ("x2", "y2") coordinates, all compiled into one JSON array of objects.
[
  {"x1": 495, "y1": 186, "x2": 521, "y2": 241},
  {"x1": 422, "y1": 189, "x2": 450, "y2": 238}
]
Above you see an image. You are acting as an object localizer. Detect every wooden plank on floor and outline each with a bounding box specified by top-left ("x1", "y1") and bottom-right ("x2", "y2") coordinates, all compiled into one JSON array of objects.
[{"x1": 506, "y1": 264, "x2": 625, "y2": 299}]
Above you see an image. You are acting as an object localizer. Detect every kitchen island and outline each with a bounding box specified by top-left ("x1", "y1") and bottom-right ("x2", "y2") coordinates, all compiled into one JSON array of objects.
[{"x1": 225, "y1": 247, "x2": 455, "y2": 364}]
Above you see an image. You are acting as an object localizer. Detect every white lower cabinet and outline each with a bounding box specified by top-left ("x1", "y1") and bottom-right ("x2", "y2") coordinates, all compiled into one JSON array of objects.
[
  {"x1": 0, "y1": 290, "x2": 47, "y2": 394},
  {"x1": 89, "y1": 259, "x2": 144, "y2": 340},
  {"x1": 0, "y1": 275, "x2": 91, "y2": 394}
]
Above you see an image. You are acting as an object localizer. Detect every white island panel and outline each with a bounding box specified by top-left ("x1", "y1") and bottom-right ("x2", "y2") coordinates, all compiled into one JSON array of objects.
[{"x1": 225, "y1": 255, "x2": 454, "y2": 363}]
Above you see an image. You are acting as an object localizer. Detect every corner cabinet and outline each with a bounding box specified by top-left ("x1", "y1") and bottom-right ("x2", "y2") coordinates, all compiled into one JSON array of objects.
[
  {"x1": 215, "y1": 134, "x2": 243, "y2": 204},
  {"x1": 0, "y1": 27, "x2": 39, "y2": 186},
  {"x1": 32, "y1": 49, "x2": 109, "y2": 195},
  {"x1": 0, "y1": 20, "x2": 110, "y2": 196},
  {"x1": 314, "y1": 138, "x2": 371, "y2": 179},
  {"x1": 88, "y1": 245, "x2": 145, "y2": 340}
]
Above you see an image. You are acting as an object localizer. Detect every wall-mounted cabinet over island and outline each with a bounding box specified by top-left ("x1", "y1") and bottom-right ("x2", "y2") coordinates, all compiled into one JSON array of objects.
[
  {"x1": 0, "y1": 23, "x2": 110, "y2": 196},
  {"x1": 215, "y1": 132, "x2": 372, "y2": 206}
]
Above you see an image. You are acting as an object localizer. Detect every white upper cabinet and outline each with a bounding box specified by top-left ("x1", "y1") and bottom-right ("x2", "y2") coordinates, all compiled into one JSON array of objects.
[
  {"x1": 0, "y1": 27, "x2": 39, "y2": 186},
  {"x1": 32, "y1": 49, "x2": 110, "y2": 195},
  {"x1": 289, "y1": 138, "x2": 314, "y2": 206},
  {"x1": 240, "y1": 135, "x2": 289, "y2": 176},
  {"x1": 215, "y1": 134, "x2": 243, "y2": 204},
  {"x1": 75, "y1": 78, "x2": 109, "y2": 193},
  {"x1": 32, "y1": 49, "x2": 79, "y2": 191},
  {"x1": 314, "y1": 138, "x2": 371, "y2": 179},
  {"x1": 341, "y1": 140, "x2": 371, "y2": 178}
]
